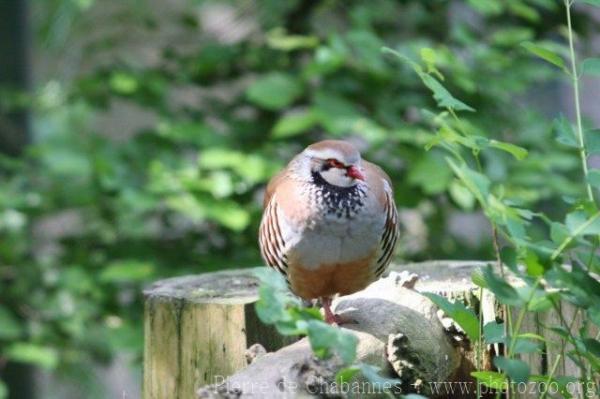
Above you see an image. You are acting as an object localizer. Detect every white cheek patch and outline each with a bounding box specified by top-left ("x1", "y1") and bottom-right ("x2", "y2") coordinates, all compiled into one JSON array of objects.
[{"x1": 320, "y1": 168, "x2": 354, "y2": 187}]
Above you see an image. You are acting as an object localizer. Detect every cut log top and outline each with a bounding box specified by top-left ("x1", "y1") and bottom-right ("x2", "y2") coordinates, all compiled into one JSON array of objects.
[
  {"x1": 395, "y1": 260, "x2": 492, "y2": 292},
  {"x1": 143, "y1": 260, "x2": 491, "y2": 303},
  {"x1": 143, "y1": 268, "x2": 262, "y2": 304}
]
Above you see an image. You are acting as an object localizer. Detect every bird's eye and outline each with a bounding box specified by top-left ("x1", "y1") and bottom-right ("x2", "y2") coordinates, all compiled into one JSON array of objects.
[{"x1": 325, "y1": 158, "x2": 344, "y2": 168}]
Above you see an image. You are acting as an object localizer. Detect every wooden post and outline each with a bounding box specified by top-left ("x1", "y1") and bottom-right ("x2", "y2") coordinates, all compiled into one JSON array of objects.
[{"x1": 142, "y1": 268, "x2": 295, "y2": 399}]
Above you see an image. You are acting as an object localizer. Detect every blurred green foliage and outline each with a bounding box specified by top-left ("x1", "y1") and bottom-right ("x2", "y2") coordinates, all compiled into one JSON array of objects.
[{"x1": 0, "y1": 0, "x2": 598, "y2": 395}]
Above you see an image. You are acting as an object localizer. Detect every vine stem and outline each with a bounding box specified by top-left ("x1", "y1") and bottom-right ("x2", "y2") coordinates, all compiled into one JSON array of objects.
[
  {"x1": 565, "y1": 0, "x2": 595, "y2": 203},
  {"x1": 507, "y1": 278, "x2": 541, "y2": 357},
  {"x1": 538, "y1": 355, "x2": 562, "y2": 399}
]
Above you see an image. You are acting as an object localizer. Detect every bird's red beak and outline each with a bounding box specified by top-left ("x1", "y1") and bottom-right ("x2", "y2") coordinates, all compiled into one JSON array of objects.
[{"x1": 347, "y1": 165, "x2": 365, "y2": 181}]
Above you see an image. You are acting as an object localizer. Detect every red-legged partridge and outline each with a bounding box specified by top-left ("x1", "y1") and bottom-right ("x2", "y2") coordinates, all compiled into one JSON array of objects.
[{"x1": 259, "y1": 140, "x2": 399, "y2": 324}]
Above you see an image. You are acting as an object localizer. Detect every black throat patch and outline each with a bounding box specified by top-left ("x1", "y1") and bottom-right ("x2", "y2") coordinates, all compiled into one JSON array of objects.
[{"x1": 310, "y1": 171, "x2": 366, "y2": 218}]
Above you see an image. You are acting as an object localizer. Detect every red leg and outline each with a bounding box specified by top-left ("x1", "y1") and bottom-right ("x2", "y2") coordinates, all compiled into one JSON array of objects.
[{"x1": 321, "y1": 296, "x2": 339, "y2": 325}]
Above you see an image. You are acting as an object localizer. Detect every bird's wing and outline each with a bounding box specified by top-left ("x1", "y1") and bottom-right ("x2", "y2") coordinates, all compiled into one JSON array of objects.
[
  {"x1": 363, "y1": 160, "x2": 399, "y2": 278},
  {"x1": 259, "y1": 174, "x2": 290, "y2": 281}
]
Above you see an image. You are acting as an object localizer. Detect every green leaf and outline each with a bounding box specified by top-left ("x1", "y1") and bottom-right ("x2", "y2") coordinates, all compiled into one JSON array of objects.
[
  {"x1": 246, "y1": 73, "x2": 303, "y2": 110},
  {"x1": 587, "y1": 170, "x2": 600, "y2": 188},
  {"x1": 420, "y1": 47, "x2": 437, "y2": 66},
  {"x1": 580, "y1": 0, "x2": 600, "y2": 7},
  {"x1": 589, "y1": 305, "x2": 600, "y2": 327},
  {"x1": 336, "y1": 366, "x2": 360, "y2": 384},
  {"x1": 204, "y1": 200, "x2": 251, "y2": 231},
  {"x1": 554, "y1": 115, "x2": 577, "y2": 147},
  {"x1": 551, "y1": 222, "x2": 570, "y2": 245},
  {"x1": 471, "y1": 268, "x2": 487, "y2": 288},
  {"x1": 272, "y1": 110, "x2": 318, "y2": 138},
  {"x1": 583, "y1": 338, "x2": 600, "y2": 357},
  {"x1": 493, "y1": 356, "x2": 530, "y2": 383},
  {"x1": 521, "y1": 42, "x2": 567, "y2": 72},
  {"x1": 449, "y1": 180, "x2": 476, "y2": 210},
  {"x1": 109, "y1": 71, "x2": 139, "y2": 94},
  {"x1": 266, "y1": 28, "x2": 319, "y2": 51},
  {"x1": 420, "y1": 74, "x2": 475, "y2": 112},
  {"x1": 492, "y1": 28, "x2": 534, "y2": 46},
  {"x1": 586, "y1": 128, "x2": 600, "y2": 154},
  {"x1": 254, "y1": 268, "x2": 302, "y2": 329},
  {"x1": 422, "y1": 293, "x2": 479, "y2": 341},
  {"x1": 447, "y1": 159, "x2": 491, "y2": 206},
  {"x1": 483, "y1": 321, "x2": 505, "y2": 344},
  {"x1": 5, "y1": 343, "x2": 58, "y2": 369},
  {"x1": 306, "y1": 320, "x2": 357, "y2": 364},
  {"x1": 488, "y1": 140, "x2": 528, "y2": 160},
  {"x1": 382, "y1": 47, "x2": 474, "y2": 112},
  {"x1": 510, "y1": 336, "x2": 543, "y2": 354},
  {"x1": 99, "y1": 260, "x2": 154, "y2": 282},
  {"x1": 0, "y1": 381, "x2": 7, "y2": 399},
  {"x1": 471, "y1": 371, "x2": 506, "y2": 390},
  {"x1": 566, "y1": 211, "x2": 600, "y2": 236},
  {"x1": 483, "y1": 266, "x2": 523, "y2": 306},
  {"x1": 582, "y1": 58, "x2": 600, "y2": 76},
  {"x1": 468, "y1": 0, "x2": 503, "y2": 15},
  {"x1": 523, "y1": 250, "x2": 544, "y2": 277},
  {"x1": 500, "y1": 247, "x2": 518, "y2": 273},
  {"x1": 0, "y1": 305, "x2": 23, "y2": 339},
  {"x1": 199, "y1": 148, "x2": 275, "y2": 183}
]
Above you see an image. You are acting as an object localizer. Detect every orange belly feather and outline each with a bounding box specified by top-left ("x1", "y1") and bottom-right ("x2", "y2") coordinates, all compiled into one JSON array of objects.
[{"x1": 288, "y1": 256, "x2": 374, "y2": 300}]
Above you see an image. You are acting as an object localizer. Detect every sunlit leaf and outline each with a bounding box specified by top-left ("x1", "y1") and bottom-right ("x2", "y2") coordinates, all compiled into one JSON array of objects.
[
  {"x1": 421, "y1": 74, "x2": 475, "y2": 112},
  {"x1": 521, "y1": 42, "x2": 567, "y2": 72},
  {"x1": 100, "y1": 260, "x2": 155, "y2": 282},
  {"x1": 449, "y1": 180, "x2": 476, "y2": 210},
  {"x1": 447, "y1": 159, "x2": 490, "y2": 206},
  {"x1": 246, "y1": 73, "x2": 303, "y2": 110},
  {"x1": 382, "y1": 47, "x2": 474, "y2": 111},
  {"x1": 272, "y1": 110, "x2": 318, "y2": 138},
  {"x1": 471, "y1": 371, "x2": 506, "y2": 390},
  {"x1": 109, "y1": 71, "x2": 139, "y2": 94},
  {"x1": 336, "y1": 366, "x2": 360, "y2": 384},
  {"x1": 267, "y1": 28, "x2": 319, "y2": 51},
  {"x1": 6, "y1": 343, "x2": 58, "y2": 369},
  {"x1": 488, "y1": 140, "x2": 528, "y2": 160},
  {"x1": 422, "y1": 293, "x2": 479, "y2": 341}
]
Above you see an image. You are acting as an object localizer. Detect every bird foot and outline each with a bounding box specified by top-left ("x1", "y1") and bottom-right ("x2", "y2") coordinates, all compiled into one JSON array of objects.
[
  {"x1": 321, "y1": 296, "x2": 357, "y2": 325},
  {"x1": 324, "y1": 310, "x2": 344, "y2": 325}
]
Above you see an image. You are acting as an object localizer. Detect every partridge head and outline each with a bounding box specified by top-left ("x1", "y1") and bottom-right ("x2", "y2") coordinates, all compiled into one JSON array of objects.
[{"x1": 259, "y1": 140, "x2": 399, "y2": 324}]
